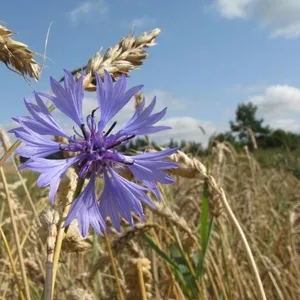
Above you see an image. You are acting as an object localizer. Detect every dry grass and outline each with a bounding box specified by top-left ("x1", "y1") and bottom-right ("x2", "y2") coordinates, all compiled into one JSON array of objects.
[{"x1": 1, "y1": 132, "x2": 300, "y2": 299}]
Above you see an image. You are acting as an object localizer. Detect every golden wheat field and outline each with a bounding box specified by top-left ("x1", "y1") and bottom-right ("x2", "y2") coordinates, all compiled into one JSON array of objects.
[{"x1": 1, "y1": 24, "x2": 300, "y2": 300}]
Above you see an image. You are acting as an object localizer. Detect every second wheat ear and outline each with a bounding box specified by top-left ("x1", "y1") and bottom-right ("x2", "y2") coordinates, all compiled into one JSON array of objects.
[{"x1": 62, "y1": 28, "x2": 161, "y2": 91}]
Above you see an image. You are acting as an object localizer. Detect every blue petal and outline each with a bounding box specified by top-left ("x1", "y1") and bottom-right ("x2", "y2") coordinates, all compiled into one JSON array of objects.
[
  {"x1": 64, "y1": 176, "x2": 106, "y2": 237},
  {"x1": 18, "y1": 94, "x2": 69, "y2": 137},
  {"x1": 99, "y1": 168, "x2": 154, "y2": 231},
  {"x1": 98, "y1": 171, "x2": 122, "y2": 231},
  {"x1": 131, "y1": 148, "x2": 179, "y2": 160},
  {"x1": 110, "y1": 169, "x2": 155, "y2": 208},
  {"x1": 19, "y1": 156, "x2": 80, "y2": 204},
  {"x1": 116, "y1": 97, "x2": 171, "y2": 137},
  {"x1": 143, "y1": 180, "x2": 162, "y2": 201},
  {"x1": 39, "y1": 71, "x2": 84, "y2": 127},
  {"x1": 125, "y1": 148, "x2": 178, "y2": 183},
  {"x1": 10, "y1": 125, "x2": 62, "y2": 158},
  {"x1": 96, "y1": 71, "x2": 143, "y2": 131},
  {"x1": 130, "y1": 125, "x2": 171, "y2": 136},
  {"x1": 128, "y1": 160, "x2": 175, "y2": 183}
]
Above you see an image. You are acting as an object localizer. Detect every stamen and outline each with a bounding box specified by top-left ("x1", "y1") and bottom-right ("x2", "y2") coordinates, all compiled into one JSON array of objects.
[
  {"x1": 73, "y1": 126, "x2": 84, "y2": 138},
  {"x1": 92, "y1": 107, "x2": 99, "y2": 118},
  {"x1": 105, "y1": 121, "x2": 117, "y2": 137},
  {"x1": 80, "y1": 124, "x2": 89, "y2": 140},
  {"x1": 79, "y1": 160, "x2": 92, "y2": 179},
  {"x1": 106, "y1": 134, "x2": 135, "y2": 150},
  {"x1": 122, "y1": 134, "x2": 135, "y2": 143},
  {"x1": 87, "y1": 114, "x2": 96, "y2": 133}
]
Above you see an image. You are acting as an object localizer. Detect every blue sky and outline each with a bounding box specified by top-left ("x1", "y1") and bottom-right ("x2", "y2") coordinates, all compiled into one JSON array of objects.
[{"x1": 2, "y1": 0, "x2": 300, "y2": 144}]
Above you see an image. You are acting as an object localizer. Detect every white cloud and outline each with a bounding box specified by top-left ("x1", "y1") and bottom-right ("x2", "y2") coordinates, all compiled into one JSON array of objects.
[
  {"x1": 250, "y1": 85, "x2": 300, "y2": 116},
  {"x1": 154, "y1": 117, "x2": 223, "y2": 146},
  {"x1": 247, "y1": 84, "x2": 300, "y2": 131},
  {"x1": 214, "y1": 0, "x2": 252, "y2": 19},
  {"x1": 269, "y1": 118, "x2": 300, "y2": 131},
  {"x1": 213, "y1": 0, "x2": 300, "y2": 38},
  {"x1": 143, "y1": 89, "x2": 190, "y2": 111},
  {"x1": 271, "y1": 22, "x2": 300, "y2": 39},
  {"x1": 130, "y1": 16, "x2": 156, "y2": 29},
  {"x1": 68, "y1": 0, "x2": 108, "y2": 24}
]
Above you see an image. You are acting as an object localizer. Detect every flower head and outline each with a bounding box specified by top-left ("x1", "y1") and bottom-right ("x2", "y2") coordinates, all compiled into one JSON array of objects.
[{"x1": 10, "y1": 70, "x2": 177, "y2": 237}]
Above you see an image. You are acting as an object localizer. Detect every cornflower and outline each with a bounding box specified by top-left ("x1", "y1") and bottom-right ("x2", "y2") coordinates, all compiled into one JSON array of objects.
[{"x1": 10, "y1": 70, "x2": 177, "y2": 236}]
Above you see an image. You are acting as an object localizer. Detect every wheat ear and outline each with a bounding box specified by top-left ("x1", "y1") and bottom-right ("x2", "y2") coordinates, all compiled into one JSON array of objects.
[{"x1": 0, "y1": 24, "x2": 40, "y2": 80}]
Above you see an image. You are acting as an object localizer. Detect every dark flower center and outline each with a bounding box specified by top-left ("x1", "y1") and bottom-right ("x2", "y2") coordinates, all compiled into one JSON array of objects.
[{"x1": 60, "y1": 110, "x2": 135, "y2": 179}]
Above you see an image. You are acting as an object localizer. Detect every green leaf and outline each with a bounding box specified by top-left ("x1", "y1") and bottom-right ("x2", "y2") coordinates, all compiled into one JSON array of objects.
[
  {"x1": 142, "y1": 233, "x2": 179, "y2": 270},
  {"x1": 170, "y1": 226, "x2": 199, "y2": 298},
  {"x1": 196, "y1": 179, "x2": 214, "y2": 277},
  {"x1": 142, "y1": 233, "x2": 192, "y2": 297}
]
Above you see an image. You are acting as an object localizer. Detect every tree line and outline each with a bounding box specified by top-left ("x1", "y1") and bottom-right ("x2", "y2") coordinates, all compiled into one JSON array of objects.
[
  {"x1": 215, "y1": 102, "x2": 300, "y2": 151},
  {"x1": 124, "y1": 102, "x2": 300, "y2": 153}
]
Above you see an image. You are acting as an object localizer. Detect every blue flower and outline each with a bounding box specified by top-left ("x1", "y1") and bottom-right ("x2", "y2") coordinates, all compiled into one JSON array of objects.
[{"x1": 10, "y1": 70, "x2": 177, "y2": 237}]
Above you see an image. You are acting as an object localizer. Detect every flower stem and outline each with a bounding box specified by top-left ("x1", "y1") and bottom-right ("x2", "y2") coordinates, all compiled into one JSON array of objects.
[
  {"x1": 51, "y1": 176, "x2": 83, "y2": 296},
  {"x1": 51, "y1": 206, "x2": 70, "y2": 295}
]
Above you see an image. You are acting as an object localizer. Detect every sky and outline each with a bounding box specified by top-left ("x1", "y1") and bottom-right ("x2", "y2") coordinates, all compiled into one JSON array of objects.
[{"x1": 2, "y1": 0, "x2": 300, "y2": 146}]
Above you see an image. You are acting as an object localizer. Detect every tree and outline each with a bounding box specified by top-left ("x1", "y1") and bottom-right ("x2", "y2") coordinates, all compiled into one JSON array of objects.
[{"x1": 230, "y1": 102, "x2": 270, "y2": 148}]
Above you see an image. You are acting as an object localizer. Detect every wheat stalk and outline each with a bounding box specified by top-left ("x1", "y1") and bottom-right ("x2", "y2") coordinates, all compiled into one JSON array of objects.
[
  {"x1": 51, "y1": 168, "x2": 78, "y2": 297},
  {"x1": 0, "y1": 24, "x2": 40, "y2": 80},
  {"x1": 0, "y1": 226, "x2": 25, "y2": 300},
  {"x1": 0, "y1": 130, "x2": 40, "y2": 222},
  {"x1": 208, "y1": 175, "x2": 267, "y2": 300},
  {"x1": 0, "y1": 166, "x2": 31, "y2": 299},
  {"x1": 104, "y1": 231, "x2": 126, "y2": 300}
]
